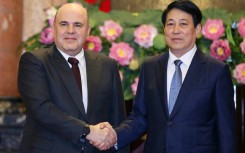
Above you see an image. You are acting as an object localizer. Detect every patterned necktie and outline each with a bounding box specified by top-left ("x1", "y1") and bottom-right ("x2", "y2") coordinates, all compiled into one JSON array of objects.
[
  {"x1": 68, "y1": 57, "x2": 82, "y2": 94},
  {"x1": 168, "y1": 60, "x2": 183, "y2": 115}
]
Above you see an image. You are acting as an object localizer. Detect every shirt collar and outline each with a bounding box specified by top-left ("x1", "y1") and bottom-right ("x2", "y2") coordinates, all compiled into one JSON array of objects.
[
  {"x1": 169, "y1": 45, "x2": 197, "y2": 67},
  {"x1": 57, "y1": 47, "x2": 84, "y2": 62}
]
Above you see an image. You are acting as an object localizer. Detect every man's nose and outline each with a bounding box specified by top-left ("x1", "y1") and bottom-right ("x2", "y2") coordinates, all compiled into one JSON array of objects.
[
  {"x1": 173, "y1": 25, "x2": 180, "y2": 33},
  {"x1": 67, "y1": 25, "x2": 75, "y2": 33}
]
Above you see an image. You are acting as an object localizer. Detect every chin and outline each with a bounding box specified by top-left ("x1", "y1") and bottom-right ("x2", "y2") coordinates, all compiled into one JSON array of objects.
[{"x1": 64, "y1": 45, "x2": 79, "y2": 50}]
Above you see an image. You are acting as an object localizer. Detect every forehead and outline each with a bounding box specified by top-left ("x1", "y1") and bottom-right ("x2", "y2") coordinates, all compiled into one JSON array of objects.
[
  {"x1": 166, "y1": 8, "x2": 192, "y2": 21},
  {"x1": 56, "y1": 5, "x2": 87, "y2": 22}
]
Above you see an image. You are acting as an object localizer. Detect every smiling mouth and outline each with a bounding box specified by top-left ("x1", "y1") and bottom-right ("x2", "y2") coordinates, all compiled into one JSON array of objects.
[
  {"x1": 171, "y1": 38, "x2": 183, "y2": 42},
  {"x1": 172, "y1": 38, "x2": 182, "y2": 40},
  {"x1": 65, "y1": 38, "x2": 77, "y2": 41}
]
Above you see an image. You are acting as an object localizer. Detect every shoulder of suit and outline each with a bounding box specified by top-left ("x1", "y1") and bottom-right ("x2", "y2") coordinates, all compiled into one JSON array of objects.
[
  {"x1": 200, "y1": 51, "x2": 226, "y2": 67},
  {"x1": 143, "y1": 53, "x2": 166, "y2": 64},
  {"x1": 22, "y1": 47, "x2": 51, "y2": 59},
  {"x1": 85, "y1": 50, "x2": 116, "y2": 64},
  {"x1": 195, "y1": 50, "x2": 228, "y2": 73}
]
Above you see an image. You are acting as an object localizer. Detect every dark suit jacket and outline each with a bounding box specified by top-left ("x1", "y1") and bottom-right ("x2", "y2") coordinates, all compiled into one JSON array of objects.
[
  {"x1": 116, "y1": 49, "x2": 236, "y2": 153},
  {"x1": 18, "y1": 45, "x2": 129, "y2": 153}
]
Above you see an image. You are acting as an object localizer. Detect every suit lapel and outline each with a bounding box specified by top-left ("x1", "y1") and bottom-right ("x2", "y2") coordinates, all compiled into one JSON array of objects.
[
  {"x1": 156, "y1": 53, "x2": 169, "y2": 118},
  {"x1": 84, "y1": 51, "x2": 101, "y2": 115},
  {"x1": 169, "y1": 50, "x2": 207, "y2": 118},
  {"x1": 49, "y1": 46, "x2": 88, "y2": 120}
]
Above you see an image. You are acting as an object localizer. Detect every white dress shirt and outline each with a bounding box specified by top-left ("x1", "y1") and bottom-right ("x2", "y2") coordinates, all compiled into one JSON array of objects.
[
  {"x1": 57, "y1": 47, "x2": 88, "y2": 113},
  {"x1": 167, "y1": 45, "x2": 197, "y2": 105}
]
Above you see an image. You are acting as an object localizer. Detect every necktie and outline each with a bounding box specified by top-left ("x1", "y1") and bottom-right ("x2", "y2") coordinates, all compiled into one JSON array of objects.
[
  {"x1": 68, "y1": 57, "x2": 82, "y2": 94},
  {"x1": 168, "y1": 60, "x2": 182, "y2": 115}
]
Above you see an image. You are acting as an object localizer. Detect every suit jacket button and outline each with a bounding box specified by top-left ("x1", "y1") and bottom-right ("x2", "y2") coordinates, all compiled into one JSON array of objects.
[{"x1": 166, "y1": 121, "x2": 174, "y2": 126}]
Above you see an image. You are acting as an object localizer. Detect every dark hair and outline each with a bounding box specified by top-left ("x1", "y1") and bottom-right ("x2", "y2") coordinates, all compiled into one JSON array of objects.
[{"x1": 161, "y1": 0, "x2": 202, "y2": 27}]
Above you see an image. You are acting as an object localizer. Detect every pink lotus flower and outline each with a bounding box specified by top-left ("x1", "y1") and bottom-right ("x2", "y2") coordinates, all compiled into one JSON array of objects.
[
  {"x1": 40, "y1": 27, "x2": 54, "y2": 44},
  {"x1": 99, "y1": 20, "x2": 123, "y2": 42},
  {"x1": 131, "y1": 77, "x2": 139, "y2": 95},
  {"x1": 109, "y1": 42, "x2": 134, "y2": 66},
  {"x1": 202, "y1": 19, "x2": 225, "y2": 40},
  {"x1": 233, "y1": 63, "x2": 245, "y2": 84},
  {"x1": 210, "y1": 39, "x2": 231, "y2": 61},
  {"x1": 84, "y1": 36, "x2": 102, "y2": 52},
  {"x1": 238, "y1": 18, "x2": 245, "y2": 38},
  {"x1": 240, "y1": 39, "x2": 245, "y2": 54},
  {"x1": 134, "y1": 24, "x2": 158, "y2": 48}
]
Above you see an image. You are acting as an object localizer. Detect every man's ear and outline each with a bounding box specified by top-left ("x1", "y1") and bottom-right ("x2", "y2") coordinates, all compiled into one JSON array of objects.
[
  {"x1": 195, "y1": 23, "x2": 201, "y2": 37},
  {"x1": 87, "y1": 26, "x2": 91, "y2": 37}
]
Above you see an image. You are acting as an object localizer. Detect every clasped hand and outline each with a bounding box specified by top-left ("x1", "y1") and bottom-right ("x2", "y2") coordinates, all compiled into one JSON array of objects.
[{"x1": 86, "y1": 122, "x2": 116, "y2": 150}]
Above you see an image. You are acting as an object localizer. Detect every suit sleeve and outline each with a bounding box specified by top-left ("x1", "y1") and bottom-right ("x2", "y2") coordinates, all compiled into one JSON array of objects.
[
  {"x1": 115, "y1": 62, "x2": 147, "y2": 149},
  {"x1": 110, "y1": 61, "x2": 130, "y2": 153},
  {"x1": 18, "y1": 52, "x2": 87, "y2": 146},
  {"x1": 110, "y1": 61, "x2": 127, "y2": 127},
  {"x1": 215, "y1": 65, "x2": 237, "y2": 153}
]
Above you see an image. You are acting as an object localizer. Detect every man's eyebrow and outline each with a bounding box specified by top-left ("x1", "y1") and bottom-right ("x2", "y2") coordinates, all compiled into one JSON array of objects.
[
  {"x1": 59, "y1": 21, "x2": 82, "y2": 25},
  {"x1": 60, "y1": 20, "x2": 68, "y2": 24},
  {"x1": 166, "y1": 19, "x2": 174, "y2": 22},
  {"x1": 74, "y1": 22, "x2": 82, "y2": 25}
]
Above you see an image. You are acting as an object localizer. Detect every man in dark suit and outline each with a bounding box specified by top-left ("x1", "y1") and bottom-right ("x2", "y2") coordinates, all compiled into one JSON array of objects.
[
  {"x1": 99, "y1": 1, "x2": 237, "y2": 153},
  {"x1": 18, "y1": 3, "x2": 129, "y2": 153}
]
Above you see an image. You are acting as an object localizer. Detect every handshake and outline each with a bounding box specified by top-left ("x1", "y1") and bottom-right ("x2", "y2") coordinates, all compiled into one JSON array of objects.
[{"x1": 86, "y1": 122, "x2": 117, "y2": 151}]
